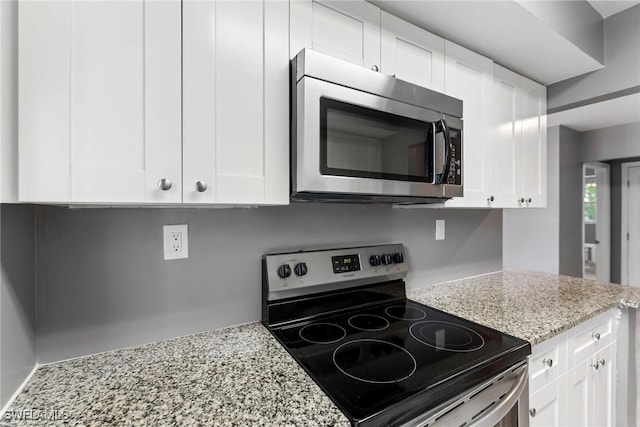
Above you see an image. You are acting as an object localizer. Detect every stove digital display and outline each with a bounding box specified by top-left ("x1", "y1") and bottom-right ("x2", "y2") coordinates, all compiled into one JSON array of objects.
[{"x1": 332, "y1": 254, "x2": 360, "y2": 273}]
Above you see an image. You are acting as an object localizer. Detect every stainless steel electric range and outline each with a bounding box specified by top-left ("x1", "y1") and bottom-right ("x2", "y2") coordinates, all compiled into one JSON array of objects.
[{"x1": 262, "y1": 244, "x2": 531, "y2": 427}]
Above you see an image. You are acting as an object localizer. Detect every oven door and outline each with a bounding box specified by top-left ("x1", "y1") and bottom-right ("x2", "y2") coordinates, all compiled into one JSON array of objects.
[{"x1": 293, "y1": 76, "x2": 463, "y2": 200}]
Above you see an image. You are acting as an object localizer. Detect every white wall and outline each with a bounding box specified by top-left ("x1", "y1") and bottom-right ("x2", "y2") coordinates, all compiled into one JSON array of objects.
[{"x1": 503, "y1": 126, "x2": 560, "y2": 273}]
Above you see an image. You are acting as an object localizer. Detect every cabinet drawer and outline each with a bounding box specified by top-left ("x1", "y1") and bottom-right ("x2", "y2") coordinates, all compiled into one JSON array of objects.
[
  {"x1": 529, "y1": 335, "x2": 567, "y2": 392},
  {"x1": 567, "y1": 311, "x2": 615, "y2": 366}
]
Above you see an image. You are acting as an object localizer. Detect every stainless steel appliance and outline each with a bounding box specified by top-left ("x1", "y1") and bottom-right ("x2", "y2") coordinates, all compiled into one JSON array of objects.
[
  {"x1": 291, "y1": 49, "x2": 463, "y2": 204},
  {"x1": 262, "y1": 244, "x2": 531, "y2": 426}
]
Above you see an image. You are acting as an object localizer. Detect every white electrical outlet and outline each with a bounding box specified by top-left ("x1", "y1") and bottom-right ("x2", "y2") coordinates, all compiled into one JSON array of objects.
[
  {"x1": 163, "y1": 224, "x2": 189, "y2": 260},
  {"x1": 435, "y1": 220, "x2": 445, "y2": 241}
]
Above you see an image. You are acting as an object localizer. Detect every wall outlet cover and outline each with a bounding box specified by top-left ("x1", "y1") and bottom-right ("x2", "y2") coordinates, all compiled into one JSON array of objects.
[
  {"x1": 435, "y1": 220, "x2": 445, "y2": 240},
  {"x1": 163, "y1": 224, "x2": 189, "y2": 260}
]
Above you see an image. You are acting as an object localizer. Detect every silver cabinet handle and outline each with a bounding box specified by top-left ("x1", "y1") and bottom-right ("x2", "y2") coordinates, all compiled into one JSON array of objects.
[
  {"x1": 371, "y1": 64, "x2": 379, "y2": 72},
  {"x1": 487, "y1": 195, "x2": 494, "y2": 202},
  {"x1": 591, "y1": 361, "x2": 600, "y2": 370},
  {"x1": 518, "y1": 198, "x2": 525, "y2": 203},
  {"x1": 542, "y1": 358, "x2": 553, "y2": 368},
  {"x1": 158, "y1": 178, "x2": 172, "y2": 191},
  {"x1": 529, "y1": 408, "x2": 536, "y2": 417},
  {"x1": 527, "y1": 197, "x2": 532, "y2": 203},
  {"x1": 593, "y1": 332, "x2": 601, "y2": 341},
  {"x1": 195, "y1": 181, "x2": 208, "y2": 193},
  {"x1": 599, "y1": 358, "x2": 606, "y2": 367}
]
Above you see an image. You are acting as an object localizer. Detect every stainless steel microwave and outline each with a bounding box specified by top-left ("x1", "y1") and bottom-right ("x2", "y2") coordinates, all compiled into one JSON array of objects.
[{"x1": 291, "y1": 49, "x2": 463, "y2": 204}]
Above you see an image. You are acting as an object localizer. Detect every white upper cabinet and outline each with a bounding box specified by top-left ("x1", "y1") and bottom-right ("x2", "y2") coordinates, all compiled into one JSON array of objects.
[
  {"x1": 19, "y1": 1, "x2": 182, "y2": 204},
  {"x1": 290, "y1": 0, "x2": 380, "y2": 69},
  {"x1": 19, "y1": 0, "x2": 289, "y2": 205},
  {"x1": 183, "y1": 0, "x2": 289, "y2": 205},
  {"x1": 442, "y1": 41, "x2": 493, "y2": 208},
  {"x1": 380, "y1": 11, "x2": 445, "y2": 92},
  {"x1": 519, "y1": 76, "x2": 547, "y2": 208},
  {"x1": 491, "y1": 64, "x2": 547, "y2": 208}
]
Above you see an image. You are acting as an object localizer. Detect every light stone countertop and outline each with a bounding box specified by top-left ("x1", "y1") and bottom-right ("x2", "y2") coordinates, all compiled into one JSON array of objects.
[
  {"x1": 408, "y1": 269, "x2": 640, "y2": 345},
  {"x1": 4, "y1": 269, "x2": 640, "y2": 426},
  {"x1": 1, "y1": 323, "x2": 349, "y2": 427}
]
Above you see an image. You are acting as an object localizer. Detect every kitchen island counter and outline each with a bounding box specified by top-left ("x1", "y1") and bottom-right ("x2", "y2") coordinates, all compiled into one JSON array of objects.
[{"x1": 408, "y1": 269, "x2": 640, "y2": 345}]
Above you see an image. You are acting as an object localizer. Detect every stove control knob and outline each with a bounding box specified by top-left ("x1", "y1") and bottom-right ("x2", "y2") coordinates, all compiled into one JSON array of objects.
[
  {"x1": 393, "y1": 252, "x2": 404, "y2": 264},
  {"x1": 277, "y1": 264, "x2": 292, "y2": 279},
  {"x1": 369, "y1": 255, "x2": 381, "y2": 266},
  {"x1": 381, "y1": 253, "x2": 393, "y2": 265},
  {"x1": 294, "y1": 262, "x2": 308, "y2": 277}
]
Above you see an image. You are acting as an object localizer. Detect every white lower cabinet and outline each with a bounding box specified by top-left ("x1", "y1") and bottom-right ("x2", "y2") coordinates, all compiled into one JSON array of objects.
[
  {"x1": 530, "y1": 372, "x2": 567, "y2": 427},
  {"x1": 528, "y1": 309, "x2": 618, "y2": 427}
]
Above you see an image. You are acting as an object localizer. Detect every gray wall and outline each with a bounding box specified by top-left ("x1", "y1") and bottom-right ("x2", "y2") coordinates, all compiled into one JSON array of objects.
[
  {"x1": 558, "y1": 126, "x2": 584, "y2": 277},
  {"x1": 0, "y1": 204, "x2": 36, "y2": 408},
  {"x1": 502, "y1": 126, "x2": 560, "y2": 274},
  {"x1": 547, "y1": 4, "x2": 640, "y2": 111},
  {"x1": 581, "y1": 122, "x2": 640, "y2": 161},
  {"x1": 36, "y1": 204, "x2": 502, "y2": 363},
  {"x1": 517, "y1": 0, "x2": 603, "y2": 64}
]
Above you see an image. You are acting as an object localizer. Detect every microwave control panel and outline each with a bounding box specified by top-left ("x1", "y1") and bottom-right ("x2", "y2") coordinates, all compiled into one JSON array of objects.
[{"x1": 446, "y1": 129, "x2": 462, "y2": 185}]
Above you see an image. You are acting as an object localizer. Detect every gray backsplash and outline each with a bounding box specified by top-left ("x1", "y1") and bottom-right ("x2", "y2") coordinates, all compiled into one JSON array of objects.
[
  {"x1": 1, "y1": 204, "x2": 36, "y2": 408},
  {"x1": 35, "y1": 203, "x2": 502, "y2": 364}
]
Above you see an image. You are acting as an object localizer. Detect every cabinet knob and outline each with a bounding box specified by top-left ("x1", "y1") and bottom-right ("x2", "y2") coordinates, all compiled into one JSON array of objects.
[
  {"x1": 518, "y1": 198, "x2": 525, "y2": 203},
  {"x1": 591, "y1": 361, "x2": 600, "y2": 370},
  {"x1": 195, "y1": 181, "x2": 208, "y2": 193},
  {"x1": 487, "y1": 195, "x2": 494, "y2": 202},
  {"x1": 158, "y1": 178, "x2": 172, "y2": 191},
  {"x1": 542, "y1": 358, "x2": 553, "y2": 368},
  {"x1": 529, "y1": 408, "x2": 536, "y2": 417},
  {"x1": 371, "y1": 64, "x2": 379, "y2": 72},
  {"x1": 527, "y1": 197, "x2": 532, "y2": 203},
  {"x1": 390, "y1": 73, "x2": 396, "y2": 77},
  {"x1": 599, "y1": 358, "x2": 606, "y2": 367},
  {"x1": 592, "y1": 332, "x2": 601, "y2": 341}
]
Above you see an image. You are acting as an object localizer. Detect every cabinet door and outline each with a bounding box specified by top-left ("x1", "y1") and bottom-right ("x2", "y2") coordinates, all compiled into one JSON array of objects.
[
  {"x1": 519, "y1": 78, "x2": 547, "y2": 208},
  {"x1": 443, "y1": 41, "x2": 493, "y2": 207},
  {"x1": 183, "y1": 0, "x2": 289, "y2": 204},
  {"x1": 491, "y1": 65, "x2": 520, "y2": 208},
  {"x1": 591, "y1": 343, "x2": 615, "y2": 426},
  {"x1": 529, "y1": 373, "x2": 566, "y2": 427},
  {"x1": 566, "y1": 360, "x2": 592, "y2": 426},
  {"x1": 380, "y1": 11, "x2": 444, "y2": 92},
  {"x1": 290, "y1": 0, "x2": 380, "y2": 69},
  {"x1": 19, "y1": 1, "x2": 182, "y2": 203}
]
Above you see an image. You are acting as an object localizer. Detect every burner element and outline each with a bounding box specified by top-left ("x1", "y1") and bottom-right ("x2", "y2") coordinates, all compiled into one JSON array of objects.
[
  {"x1": 333, "y1": 339, "x2": 416, "y2": 384},
  {"x1": 299, "y1": 323, "x2": 346, "y2": 344},
  {"x1": 385, "y1": 305, "x2": 427, "y2": 320},
  {"x1": 348, "y1": 314, "x2": 389, "y2": 331},
  {"x1": 410, "y1": 321, "x2": 485, "y2": 352}
]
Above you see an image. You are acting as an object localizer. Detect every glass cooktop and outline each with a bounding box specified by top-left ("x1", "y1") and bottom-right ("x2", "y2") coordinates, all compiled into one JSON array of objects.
[{"x1": 270, "y1": 299, "x2": 529, "y2": 426}]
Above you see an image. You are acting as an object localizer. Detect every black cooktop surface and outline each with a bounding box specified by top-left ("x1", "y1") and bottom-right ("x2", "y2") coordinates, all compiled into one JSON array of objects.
[{"x1": 270, "y1": 299, "x2": 529, "y2": 426}]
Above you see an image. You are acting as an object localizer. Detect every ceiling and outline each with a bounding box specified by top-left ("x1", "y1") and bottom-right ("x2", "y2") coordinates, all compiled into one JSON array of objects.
[
  {"x1": 587, "y1": 0, "x2": 640, "y2": 17},
  {"x1": 547, "y1": 93, "x2": 640, "y2": 132}
]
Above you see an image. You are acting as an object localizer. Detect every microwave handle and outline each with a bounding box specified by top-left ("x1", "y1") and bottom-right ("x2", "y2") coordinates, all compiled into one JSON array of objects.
[{"x1": 434, "y1": 119, "x2": 451, "y2": 185}]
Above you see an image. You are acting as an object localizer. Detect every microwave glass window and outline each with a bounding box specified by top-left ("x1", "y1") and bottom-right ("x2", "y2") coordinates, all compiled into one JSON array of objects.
[{"x1": 320, "y1": 98, "x2": 435, "y2": 182}]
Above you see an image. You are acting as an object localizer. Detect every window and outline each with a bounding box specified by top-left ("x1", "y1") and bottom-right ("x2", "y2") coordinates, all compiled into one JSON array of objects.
[{"x1": 584, "y1": 177, "x2": 596, "y2": 223}]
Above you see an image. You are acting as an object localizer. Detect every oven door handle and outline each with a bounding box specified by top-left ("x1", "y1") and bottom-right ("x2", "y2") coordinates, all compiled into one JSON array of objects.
[
  {"x1": 434, "y1": 119, "x2": 451, "y2": 185},
  {"x1": 468, "y1": 364, "x2": 529, "y2": 427},
  {"x1": 402, "y1": 362, "x2": 529, "y2": 427}
]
